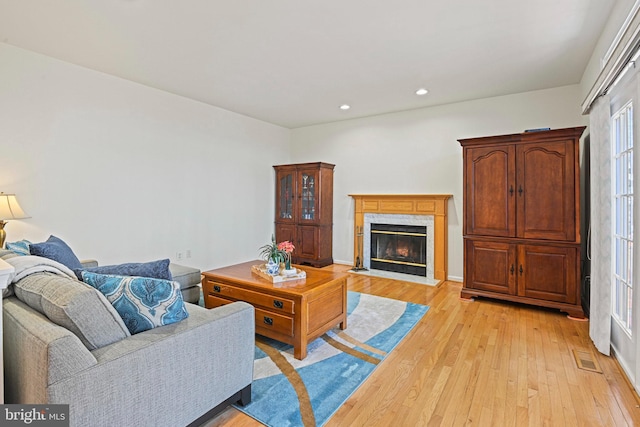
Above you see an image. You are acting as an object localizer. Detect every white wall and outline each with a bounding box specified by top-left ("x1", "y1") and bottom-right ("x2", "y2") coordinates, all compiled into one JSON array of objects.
[
  {"x1": 0, "y1": 43, "x2": 291, "y2": 270},
  {"x1": 0, "y1": 44, "x2": 593, "y2": 280},
  {"x1": 290, "y1": 85, "x2": 588, "y2": 280}
]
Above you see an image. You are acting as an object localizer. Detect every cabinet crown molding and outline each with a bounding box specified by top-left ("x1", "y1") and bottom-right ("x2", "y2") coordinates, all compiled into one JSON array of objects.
[{"x1": 458, "y1": 126, "x2": 586, "y2": 147}]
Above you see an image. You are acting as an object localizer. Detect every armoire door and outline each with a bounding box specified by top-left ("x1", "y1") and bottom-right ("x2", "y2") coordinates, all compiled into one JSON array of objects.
[
  {"x1": 465, "y1": 145, "x2": 516, "y2": 237},
  {"x1": 516, "y1": 140, "x2": 576, "y2": 241},
  {"x1": 465, "y1": 239, "x2": 517, "y2": 295},
  {"x1": 517, "y1": 244, "x2": 577, "y2": 303}
]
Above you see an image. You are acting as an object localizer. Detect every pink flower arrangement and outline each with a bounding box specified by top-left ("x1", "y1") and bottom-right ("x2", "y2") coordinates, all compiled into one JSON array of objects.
[
  {"x1": 259, "y1": 236, "x2": 296, "y2": 269},
  {"x1": 277, "y1": 241, "x2": 295, "y2": 269},
  {"x1": 277, "y1": 241, "x2": 295, "y2": 254}
]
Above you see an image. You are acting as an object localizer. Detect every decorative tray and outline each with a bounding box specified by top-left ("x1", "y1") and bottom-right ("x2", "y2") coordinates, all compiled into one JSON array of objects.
[{"x1": 251, "y1": 264, "x2": 307, "y2": 283}]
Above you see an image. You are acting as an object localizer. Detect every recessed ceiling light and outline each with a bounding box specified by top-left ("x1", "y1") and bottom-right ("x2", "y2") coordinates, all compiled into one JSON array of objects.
[
  {"x1": 416, "y1": 88, "x2": 429, "y2": 96},
  {"x1": 339, "y1": 104, "x2": 351, "y2": 110}
]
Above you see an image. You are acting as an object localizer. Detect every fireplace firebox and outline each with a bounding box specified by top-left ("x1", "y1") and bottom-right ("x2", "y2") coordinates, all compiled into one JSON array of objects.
[{"x1": 370, "y1": 223, "x2": 427, "y2": 276}]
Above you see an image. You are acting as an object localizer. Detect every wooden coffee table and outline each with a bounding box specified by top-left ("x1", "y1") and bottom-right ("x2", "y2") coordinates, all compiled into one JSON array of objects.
[{"x1": 202, "y1": 260, "x2": 347, "y2": 360}]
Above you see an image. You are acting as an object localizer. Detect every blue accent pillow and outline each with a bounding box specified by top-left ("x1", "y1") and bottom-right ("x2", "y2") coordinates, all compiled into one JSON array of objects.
[
  {"x1": 30, "y1": 235, "x2": 83, "y2": 270},
  {"x1": 74, "y1": 259, "x2": 172, "y2": 281},
  {"x1": 5, "y1": 239, "x2": 31, "y2": 256},
  {"x1": 81, "y1": 271, "x2": 189, "y2": 335}
]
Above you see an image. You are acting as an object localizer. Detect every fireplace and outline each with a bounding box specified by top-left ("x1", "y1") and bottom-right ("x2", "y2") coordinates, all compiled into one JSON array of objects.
[
  {"x1": 370, "y1": 224, "x2": 427, "y2": 276},
  {"x1": 363, "y1": 213, "x2": 434, "y2": 282},
  {"x1": 349, "y1": 194, "x2": 451, "y2": 285}
]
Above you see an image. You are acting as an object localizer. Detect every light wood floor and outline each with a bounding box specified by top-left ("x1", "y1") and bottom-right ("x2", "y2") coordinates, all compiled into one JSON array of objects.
[{"x1": 203, "y1": 265, "x2": 640, "y2": 427}]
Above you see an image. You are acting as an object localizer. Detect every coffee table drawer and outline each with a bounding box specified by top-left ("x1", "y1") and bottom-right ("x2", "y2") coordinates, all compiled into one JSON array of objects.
[
  {"x1": 255, "y1": 308, "x2": 294, "y2": 337},
  {"x1": 204, "y1": 294, "x2": 233, "y2": 309},
  {"x1": 205, "y1": 280, "x2": 295, "y2": 314}
]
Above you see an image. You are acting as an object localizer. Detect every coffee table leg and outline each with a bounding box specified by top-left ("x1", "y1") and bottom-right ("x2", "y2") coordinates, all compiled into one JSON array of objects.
[{"x1": 294, "y1": 342, "x2": 307, "y2": 360}]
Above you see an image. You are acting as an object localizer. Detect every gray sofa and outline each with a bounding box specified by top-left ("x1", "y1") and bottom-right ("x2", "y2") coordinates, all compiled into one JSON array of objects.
[{"x1": 2, "y1": 253, "x2": 255, "y2": 427}]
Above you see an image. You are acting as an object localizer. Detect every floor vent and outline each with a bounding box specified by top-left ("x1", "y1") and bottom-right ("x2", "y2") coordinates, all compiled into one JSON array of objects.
[{"x1": 573, "y1": 349, "x2": 603, "y2": 373}]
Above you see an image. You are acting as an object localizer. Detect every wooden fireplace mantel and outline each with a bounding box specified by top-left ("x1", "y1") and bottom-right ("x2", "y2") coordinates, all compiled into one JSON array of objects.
[{"x1": 349, "y1": 194, "x2": 452, "y2": 283}]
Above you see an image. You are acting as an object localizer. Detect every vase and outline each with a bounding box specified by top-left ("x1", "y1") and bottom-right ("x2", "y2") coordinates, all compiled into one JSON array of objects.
[
  {"x1": 283, "y1": 268, "x2": 297, "y2": 276},
  {"x1": 283, "y1": 258, "x2": 296, "y2": 276},
  {"x1": 266, "y1": 258, "x2": 280, "y2": 276}
]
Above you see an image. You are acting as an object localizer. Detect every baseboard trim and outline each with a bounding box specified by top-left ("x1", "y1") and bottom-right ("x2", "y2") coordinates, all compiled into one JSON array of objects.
[{"x1": 610, "y1": 348, "x2": 640, "y2": 404}]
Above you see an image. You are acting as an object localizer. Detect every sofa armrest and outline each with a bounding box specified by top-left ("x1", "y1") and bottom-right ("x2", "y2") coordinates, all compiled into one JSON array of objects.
[
  {"x1": 79, "y1": 259, "x2": 98, "y2": 268},
  {"x1": 3, "y1": 298, "x2": 98, "y2": 403},
  {"x1": 48, "y1": 301, "x2": 255, "y2": 427}
]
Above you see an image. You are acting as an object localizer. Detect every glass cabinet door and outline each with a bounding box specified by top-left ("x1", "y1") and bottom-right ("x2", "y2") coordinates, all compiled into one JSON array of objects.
[
  {"x1": 277, "y1": 171, "x2": 295, "y2": 220},
  {"x1": 299, "y1": 170, "x2": 317, "y2": 221}
]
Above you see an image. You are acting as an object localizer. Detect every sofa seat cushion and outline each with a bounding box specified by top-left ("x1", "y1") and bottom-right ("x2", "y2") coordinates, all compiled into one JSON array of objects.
[
  {"x1": 81, "y1": 272, "x2": 189, "y2": 335},
  {"x1": 13, "y1": 272, "x2": 130, "y2": 350}
]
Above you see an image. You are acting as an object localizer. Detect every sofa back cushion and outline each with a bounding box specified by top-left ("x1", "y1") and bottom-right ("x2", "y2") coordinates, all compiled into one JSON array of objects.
[{"x1": 13, "y1": 272, "x2": 130, "y2": 350}]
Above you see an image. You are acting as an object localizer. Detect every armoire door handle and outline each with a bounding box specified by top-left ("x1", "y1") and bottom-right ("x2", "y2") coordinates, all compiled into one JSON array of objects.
[{"x1": 518, "y1": 185, "x2": 523, "y2": 196}]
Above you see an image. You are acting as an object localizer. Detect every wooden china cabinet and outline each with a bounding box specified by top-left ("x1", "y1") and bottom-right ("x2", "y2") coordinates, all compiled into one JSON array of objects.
[
  {"x1": 459, "y1": 127, "x2": 586, "y2": 318},
  {"x1": 274, "y1": 162, "x2": 334, "y2": 267}
]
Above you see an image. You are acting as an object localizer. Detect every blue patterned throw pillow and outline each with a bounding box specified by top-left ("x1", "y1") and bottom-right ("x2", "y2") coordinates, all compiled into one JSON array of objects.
[
  {"x1": 81, "y1": 272, "x2": 189, "y2": 334},
  {"x1": 5, "y1": 239, "x2": 31, "y2": 256}
]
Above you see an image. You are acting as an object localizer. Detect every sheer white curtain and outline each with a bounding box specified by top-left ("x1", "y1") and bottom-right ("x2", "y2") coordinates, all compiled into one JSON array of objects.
[{"x1": 589, "y1": 94, "x2": 612, "y2": 355}]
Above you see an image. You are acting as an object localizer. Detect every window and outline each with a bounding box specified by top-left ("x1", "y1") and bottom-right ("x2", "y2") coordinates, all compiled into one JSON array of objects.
[{"x1": 613, "y1": 101, "x2": 634, "y2": 334}]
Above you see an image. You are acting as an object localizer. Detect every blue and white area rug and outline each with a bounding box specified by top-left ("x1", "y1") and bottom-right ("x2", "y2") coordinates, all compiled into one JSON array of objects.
[{"x1": 236, "y1": 291, "x2": 429, "y2": 427}]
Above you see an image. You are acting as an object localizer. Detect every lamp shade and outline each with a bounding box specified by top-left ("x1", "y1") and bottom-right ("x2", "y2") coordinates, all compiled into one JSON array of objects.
[{"x1": 0, "y1": 193, "x2": 30, "y2": 220}]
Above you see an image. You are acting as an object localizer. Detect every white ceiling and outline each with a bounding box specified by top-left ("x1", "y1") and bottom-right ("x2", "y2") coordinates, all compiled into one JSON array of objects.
[{"x1": 0, "y1": 1, "x2": 616, "y2": 128}]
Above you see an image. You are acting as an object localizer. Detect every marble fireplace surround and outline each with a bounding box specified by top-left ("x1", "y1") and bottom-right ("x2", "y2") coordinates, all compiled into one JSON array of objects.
[{"x1": 349, "y1": 194, "x2": 452, "y2": 285}]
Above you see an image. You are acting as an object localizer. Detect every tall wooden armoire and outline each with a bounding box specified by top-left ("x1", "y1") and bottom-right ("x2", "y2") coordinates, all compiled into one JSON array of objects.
[{"x1": 459, "y1": 127, "x2": 586, "y2": 318}]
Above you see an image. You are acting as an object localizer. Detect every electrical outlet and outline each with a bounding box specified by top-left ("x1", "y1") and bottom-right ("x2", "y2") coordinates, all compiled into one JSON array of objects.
[
  {"x1": 177, "y1": 252, "x2": 183, "y2": 260},
  {"x1": 186, "y1": 249, "x2": 191, "y2": 258}
]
